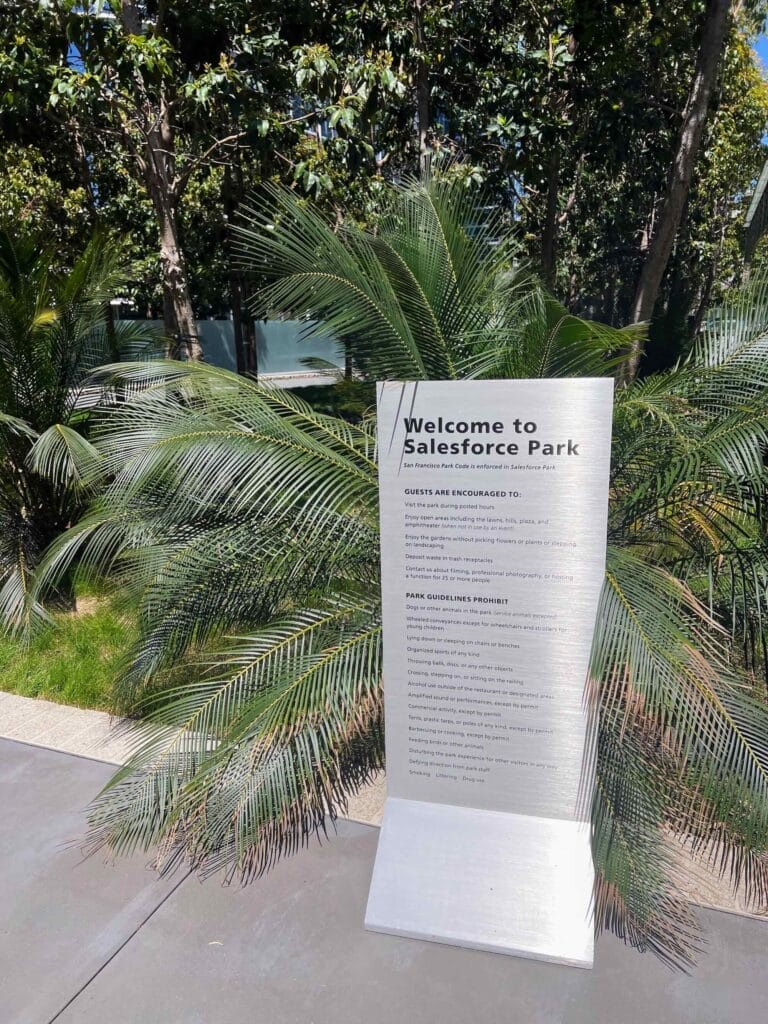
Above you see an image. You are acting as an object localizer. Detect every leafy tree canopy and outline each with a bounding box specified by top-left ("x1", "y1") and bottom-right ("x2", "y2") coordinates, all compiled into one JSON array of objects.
[
  {"x1": 32, "y1": 175, "x2": 768, "y2": 965},
  {"x1": 2, "y1": 2, "x2": 768, "y2": 364}
]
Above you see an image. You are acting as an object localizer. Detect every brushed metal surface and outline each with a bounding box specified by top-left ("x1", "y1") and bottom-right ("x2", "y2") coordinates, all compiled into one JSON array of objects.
[
  {"x1": 365, "y1": 798, "x2": 595, "y2": 968},
  {"x1": 368, "y1": 379, "x2": 613, "y2": 966}
]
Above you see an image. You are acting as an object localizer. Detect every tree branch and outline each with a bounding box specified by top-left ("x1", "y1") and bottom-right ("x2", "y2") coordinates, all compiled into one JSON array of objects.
[{"x1": 173, "y1": 131, "x2": 247, "y2": 195}]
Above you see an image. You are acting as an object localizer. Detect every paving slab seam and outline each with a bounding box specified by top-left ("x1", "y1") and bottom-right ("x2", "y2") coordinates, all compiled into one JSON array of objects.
[
  {"x1": 4, "y1": 694, "x2": 767, "y2": 923},
  {"x1": 0, "y1": 694, "x2": 390, "y2": 824},
  {"x1": 690, "y1": 900, "x2": 768, "y2": 923},
  {"x1": 0, "y1": 733, "x2": 124, "y2": 769},
  {"x1": 45, "y1": 868, "x2": 194, "y2": 1024},
  {"x1": 2, "y1": 740, "x2": 765, "y2": 1024}
]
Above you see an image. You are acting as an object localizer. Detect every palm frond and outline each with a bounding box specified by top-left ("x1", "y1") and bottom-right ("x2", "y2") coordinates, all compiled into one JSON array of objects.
[
  {"x1": 84, "y1": 600, "x2": 383, "y2": 878},
  {"x1": 25, "y1": 172, "x2": 768, "y2": 968},
  {"x1": 27, "y1": 424, "x2": 104, "y2": 491}
]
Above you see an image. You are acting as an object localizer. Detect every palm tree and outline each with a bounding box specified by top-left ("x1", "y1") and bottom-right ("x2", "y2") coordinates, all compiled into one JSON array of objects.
[
  {"x1": 0, "y1": 229, "x2": 153, "y2": 630},
  {"x1": 35, "y1": 175, "x2": 768, "y2": 965}
]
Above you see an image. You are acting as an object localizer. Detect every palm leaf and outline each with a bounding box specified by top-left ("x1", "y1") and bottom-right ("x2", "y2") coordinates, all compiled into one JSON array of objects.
[{"x1": 28, "y1": 173, "x2": 768, "y2": 967}]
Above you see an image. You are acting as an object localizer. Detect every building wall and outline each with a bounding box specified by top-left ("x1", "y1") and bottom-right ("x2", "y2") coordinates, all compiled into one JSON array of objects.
[{"x1": 120, "y1": 319, "x2": 344, "y2": 381}]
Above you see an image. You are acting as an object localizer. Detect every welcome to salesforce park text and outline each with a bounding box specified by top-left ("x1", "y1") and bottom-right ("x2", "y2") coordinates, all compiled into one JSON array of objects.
[{"x1": 401, "y1": 416, "x2": 581, "y2": 457}]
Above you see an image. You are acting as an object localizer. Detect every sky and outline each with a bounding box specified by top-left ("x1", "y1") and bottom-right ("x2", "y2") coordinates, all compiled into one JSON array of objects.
[{"x1": 756, "y1": 34, "x2": 768, "y2": 72}]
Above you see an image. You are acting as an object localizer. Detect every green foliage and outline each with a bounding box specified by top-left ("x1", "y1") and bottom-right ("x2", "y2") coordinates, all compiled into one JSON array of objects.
[
  {"x1": 0, "y1": 228, "x2": 154, "y2": 631},
  {"x1": 35, "y1": 175, "x2": 768, "y2": 964},
  {"x1": 291, "y1": 380, "x2": 376, "y2": 423},
  {"x1": 646, "y1": 31, "x2": 768, "y2": 368},
  {"x1": 0, "y1": 144, "x2": 88, "y2": 251},
  {"x1": 233, "y1": 169, "x2": 638, "y2": 380},
  {"x1": 0, "y1": 589, "x2": 135, "y2": 711},
  {"x1": 2, "y1": 1, "x2": 768, "y2": 360}
]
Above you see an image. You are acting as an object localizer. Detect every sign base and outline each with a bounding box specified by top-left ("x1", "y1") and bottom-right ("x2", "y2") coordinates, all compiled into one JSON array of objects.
[{"x1": 365, "y1": 797, "x2": 594, "y2": 969}]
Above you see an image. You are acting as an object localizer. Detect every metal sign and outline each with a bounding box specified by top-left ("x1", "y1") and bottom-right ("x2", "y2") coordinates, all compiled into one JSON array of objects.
[{"x1": 365, "y1": 379, "x2": 613, "y2": 968}]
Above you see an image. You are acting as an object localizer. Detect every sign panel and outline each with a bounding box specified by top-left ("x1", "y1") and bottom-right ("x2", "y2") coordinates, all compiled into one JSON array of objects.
[{"x1": 365, "y1": 379, "x2": 613, "y2": 968}]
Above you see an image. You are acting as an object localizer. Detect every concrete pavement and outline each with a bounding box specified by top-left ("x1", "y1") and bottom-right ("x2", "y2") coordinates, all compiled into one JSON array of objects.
[
  {"x1": 0, "y1": 691, "x2": 388, "y2": 826},
  {"x1": 1, "y1": 738, "x2": 767, "y2": 1024}
]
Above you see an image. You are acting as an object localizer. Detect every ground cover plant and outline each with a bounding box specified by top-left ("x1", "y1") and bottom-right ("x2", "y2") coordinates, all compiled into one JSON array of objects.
[
  {"x1": 0, "y1": 230, "x2": 152, "y2": 632},
  {"x1": 0, "y1": 586, "x2": 134, "y2": 711},
  {"x1": 33, "y1": 175, "x2": 768, "y2": 966}
]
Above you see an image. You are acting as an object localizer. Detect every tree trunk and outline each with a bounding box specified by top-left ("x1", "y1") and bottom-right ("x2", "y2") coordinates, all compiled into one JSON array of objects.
[
  {"x1": 145, "y1": 106, "x2": 201, "y2": 359},
  {"x1": 223, "y1": 165, "x2": 249, "y2": 374},
  {"x1": 104, "y1": 300, "x2": 119, "y2": 361},
  {"x1": 228, "y1": 159, "x2": 258, "y2": 374},
  {"x1": 144, "y1": 158, "x2": 202, "y2": 360},
  {"x1": 243, "y1": 311, "x2": 258, "y2": 375},
  {"x1": 540, "y1": 35, "x2": 579, "y2": 292},
  {"x1": 230, "y1": 271, "x2": 249, "y2": 375},
  {"x1": 119, "y1": 0, "x2": 142, "y2": 33},
  {"x1": 119, "y1": 0, "x2": 201, "y2": 361},
  {"x1": 413, "y1": 0, "x2": 430, "y2": 172},
  {"x1": 627, "y1": 0, "x2": 731, "y2": 378},
  {"x1": 153, "y1": 193, "x2": 202, "y2": 361},
  {"x1": 541, "y1": 152, "x2": 559, "y2": 289},
  {"x1": 690, "y1": 208, "x2": 727, "y2": 338}
]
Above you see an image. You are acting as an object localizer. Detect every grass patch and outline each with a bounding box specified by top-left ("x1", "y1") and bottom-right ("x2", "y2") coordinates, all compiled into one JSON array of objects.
[{"x1": 0, "y1": 590, "x2": 135, "y2": 711}]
